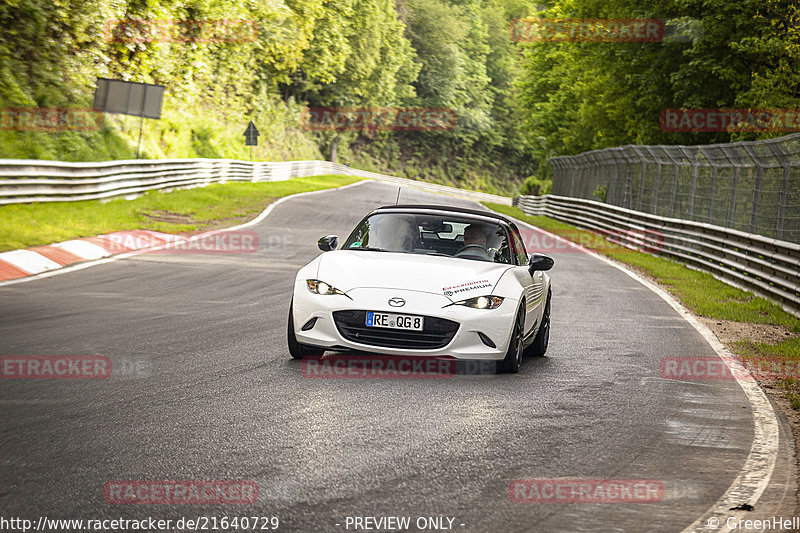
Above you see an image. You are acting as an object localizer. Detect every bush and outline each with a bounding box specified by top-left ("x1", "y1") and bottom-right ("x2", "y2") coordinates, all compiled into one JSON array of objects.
[
  {"x1": 520, "y1": 175, "x2": 552, "y2": 196},
  {"x1": 593, "y1": 184, "x2": 607, "y2": 202}
]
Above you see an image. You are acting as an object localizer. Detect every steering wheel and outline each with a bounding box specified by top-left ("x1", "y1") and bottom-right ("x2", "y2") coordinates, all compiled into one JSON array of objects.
[
  {"x1": 454, "y1": 243, "x2": 491, "y2": 261},
  {"x1": 455, "y1": 243, "x2": 483, "y2": 254}
]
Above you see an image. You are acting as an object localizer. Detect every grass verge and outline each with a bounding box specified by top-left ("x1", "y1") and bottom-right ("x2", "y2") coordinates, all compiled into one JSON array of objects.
[
  {"x1": 484, "y1": 202, "x2": 800, "y2": 409},
  {"x1": 0, "y1": 175, "x2": 361, "y2": 251}
]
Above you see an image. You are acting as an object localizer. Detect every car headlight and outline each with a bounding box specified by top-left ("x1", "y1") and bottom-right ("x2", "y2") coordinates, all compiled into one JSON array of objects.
[
  {"x1": 450, "y1": 295, "x2": 504, "y2": 309},
  {"x1": 306, "y1": 279, "x2": 348, "y2": 296}
]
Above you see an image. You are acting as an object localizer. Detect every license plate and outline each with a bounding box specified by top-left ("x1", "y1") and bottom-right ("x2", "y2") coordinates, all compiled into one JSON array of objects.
[{"x1": 366, "y1": 312, "x2": 424, "y2": 331}]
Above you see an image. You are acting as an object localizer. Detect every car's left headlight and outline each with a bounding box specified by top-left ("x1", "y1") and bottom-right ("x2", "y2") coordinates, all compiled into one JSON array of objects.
[
  {"x1": 449, "y1": 295, "x2": 504, "y2": 309},
  {"x1": 306, "y1": 279, "x2": 349, "y2": 297}
]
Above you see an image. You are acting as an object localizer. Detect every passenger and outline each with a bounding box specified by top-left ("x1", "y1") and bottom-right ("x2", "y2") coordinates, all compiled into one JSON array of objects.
[{"x1": 372, "y1": 215, "x2": 418, "y2": 252}]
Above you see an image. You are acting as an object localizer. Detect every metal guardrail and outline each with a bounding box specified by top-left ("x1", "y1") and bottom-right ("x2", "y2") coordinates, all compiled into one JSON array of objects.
[
  {"x1": 515, "y1": 194, "x2": 800, "y2": 315},
  {"x1": 3, "y1": 156, "x2": 795, "y2": 313},
  {"x1": 548, "y1": 133, "x2": 800, "y2": 244},
  {"x1": 0, "y1": 159, "x2": 511, "y2": 206}
]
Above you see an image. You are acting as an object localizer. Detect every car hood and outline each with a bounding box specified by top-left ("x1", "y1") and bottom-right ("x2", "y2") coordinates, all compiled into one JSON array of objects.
[{"x1": 317, "y1": 250, "x2": 513, "y2": 299}]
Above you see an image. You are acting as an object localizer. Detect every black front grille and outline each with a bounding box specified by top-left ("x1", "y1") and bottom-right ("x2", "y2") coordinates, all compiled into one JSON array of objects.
[{"x1": 332, "y1": 310, "x2": 459, "y2": 350}]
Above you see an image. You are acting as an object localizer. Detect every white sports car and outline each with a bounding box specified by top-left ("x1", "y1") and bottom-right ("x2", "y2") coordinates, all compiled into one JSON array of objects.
[{"x1": 288, "y1": 205, "x2": 554, "y2": 373}]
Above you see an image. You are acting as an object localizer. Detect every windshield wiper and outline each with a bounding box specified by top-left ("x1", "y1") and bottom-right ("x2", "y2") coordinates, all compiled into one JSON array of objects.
[{"x1": 421, "y1": 251, "x2": 451, "y2": 257}]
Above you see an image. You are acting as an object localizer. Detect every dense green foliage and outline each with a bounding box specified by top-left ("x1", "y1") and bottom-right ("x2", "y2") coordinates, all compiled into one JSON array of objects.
[
  {"x1": 0, "y1": 0, "x2": 537, "y2": 194},
  {"x1": 516, "y1": 0, "x2": 800, "y2": 167},
  {"x1": 1, "y1": 0, "x2": 798, "y2": 194}
]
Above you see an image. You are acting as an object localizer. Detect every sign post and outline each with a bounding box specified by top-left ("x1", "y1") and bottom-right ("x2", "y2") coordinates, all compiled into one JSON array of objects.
[
  {"x1": 92, "y1": 78, "x2": 165, "y2": 159},
  {"x1": 244, "y1": 121, "x2": 259, "y2": 161}
]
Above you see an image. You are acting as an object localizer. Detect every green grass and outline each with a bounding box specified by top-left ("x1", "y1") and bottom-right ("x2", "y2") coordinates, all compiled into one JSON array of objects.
[
  {"x1": 734, "y1": 338, "x2": 800, "y2": 408},
  {"x1": 733, "y1": 337, "x2": 800, "y2": 360},
  {"x1": 484, "y1": 202, "x2": 800, "y2": 406},
  {"x1": 0, "y1": 175, "x2": 360, "y2": 251}
]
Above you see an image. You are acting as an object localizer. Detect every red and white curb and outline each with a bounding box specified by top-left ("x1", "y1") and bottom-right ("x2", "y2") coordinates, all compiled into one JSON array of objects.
[
  {"x1": 0, "y1": 230, "x2": 184, "y2": 282},
  {"x1": 0, "y1": 180, "x2": 369, "y2": 286}
]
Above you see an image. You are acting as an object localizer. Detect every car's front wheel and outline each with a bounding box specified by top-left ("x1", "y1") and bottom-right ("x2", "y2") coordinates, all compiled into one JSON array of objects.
[
  {"x1": 287, "y1": 299, "x2": 325, "y2": 359},
  {"x1": 497, "y1": 304, "x2": 525, "y2": 374},
  {"x1": 527, "y1": 291, "x2": 551, "y2": 357}
]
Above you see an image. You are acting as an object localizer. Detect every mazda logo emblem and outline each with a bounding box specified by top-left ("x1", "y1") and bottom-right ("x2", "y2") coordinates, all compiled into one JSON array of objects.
[{"x1": 388, "y1": 297, "x2": 406, "y2": 307}]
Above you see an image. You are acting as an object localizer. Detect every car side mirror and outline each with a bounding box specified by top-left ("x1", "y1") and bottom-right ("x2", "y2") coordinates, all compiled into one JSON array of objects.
[
  {"x1": 318, "y1": 235, "x2": 338, "y2": 252},
  {"x1": 528, "y1": 253, "x2": 554, "y2": 274}
]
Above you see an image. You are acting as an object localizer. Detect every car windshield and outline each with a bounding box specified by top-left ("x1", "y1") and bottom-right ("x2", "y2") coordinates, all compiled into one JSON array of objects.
[{"x1": 343, "y1": 213, "x2": 512, "y2": 263}]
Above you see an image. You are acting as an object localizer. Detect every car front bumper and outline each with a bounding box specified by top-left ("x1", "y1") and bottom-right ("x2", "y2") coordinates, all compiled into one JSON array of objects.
[{"x1": 292, "y1": 282, "x2": 518, "y2": 360}]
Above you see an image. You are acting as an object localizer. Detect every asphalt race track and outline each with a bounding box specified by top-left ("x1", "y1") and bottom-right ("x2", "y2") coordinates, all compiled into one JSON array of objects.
[{"x1": 0, "y1": 181, "x2": 796, "y2": 532}]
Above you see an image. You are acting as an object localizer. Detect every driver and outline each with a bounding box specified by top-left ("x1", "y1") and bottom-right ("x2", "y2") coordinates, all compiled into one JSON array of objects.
[{"x1": 455, "y1": 224, "x2": 492, "y2": 260}]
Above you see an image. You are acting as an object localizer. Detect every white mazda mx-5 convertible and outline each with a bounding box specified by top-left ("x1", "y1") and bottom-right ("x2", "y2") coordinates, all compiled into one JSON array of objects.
[{"x1": 288, "y1": 204, "x2": 554, "y2": 373}]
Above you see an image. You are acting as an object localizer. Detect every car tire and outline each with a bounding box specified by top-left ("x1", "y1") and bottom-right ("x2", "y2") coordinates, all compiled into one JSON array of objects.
[
  {"x1": 497, "y1": 304, "x2": 525, "y2": 374},
  {"x1": 527, "y1": 291, "x2": 551, "y2": 357},
  {"x1": 287, "y1": 299, "x2": 325, "y2": 359}
]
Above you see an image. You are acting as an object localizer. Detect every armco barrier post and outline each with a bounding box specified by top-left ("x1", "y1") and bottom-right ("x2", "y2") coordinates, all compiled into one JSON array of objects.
[
  {"x1": 768, "y1": 141, "x2": 790, "y2": 241},
  {"x1": 742, "y1": 144, "x2": 764, "y2": 234}
]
